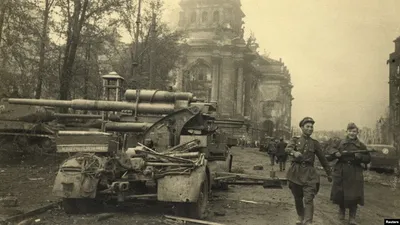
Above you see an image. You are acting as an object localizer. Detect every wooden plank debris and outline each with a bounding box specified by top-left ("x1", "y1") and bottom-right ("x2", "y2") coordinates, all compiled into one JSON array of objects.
[
  {"x1": 1, "y1": 201, "x2": 60, "y2": 224},
  {"x1": 164, "y1": 215, "x2": 226, "y2": 225}
]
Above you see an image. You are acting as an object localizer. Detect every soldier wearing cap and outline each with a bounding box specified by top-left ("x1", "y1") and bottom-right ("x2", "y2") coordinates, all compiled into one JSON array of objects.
[
  {"x1": 285, "y1": 117, "x2": 332, "y2": 225},
  {"x1": 327, "y1": 122, "x2": 371, "y2": 225}
]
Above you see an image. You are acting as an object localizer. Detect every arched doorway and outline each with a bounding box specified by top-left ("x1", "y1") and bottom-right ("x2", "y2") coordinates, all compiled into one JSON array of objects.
[
  {"x1": 261, "y1": 120, "x2": 274, "y2": 138},
  {"x1": 183, "y1": 60, "x2": 212, "y2": 101}
]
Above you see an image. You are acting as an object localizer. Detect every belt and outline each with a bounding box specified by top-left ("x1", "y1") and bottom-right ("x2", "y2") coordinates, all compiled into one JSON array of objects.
[
  {"x1": 292, "y1": 161, "x2": 313, "y2": 167},
  {"x1": 338, "y1": 160, "x2": 359, "y2": 166}
]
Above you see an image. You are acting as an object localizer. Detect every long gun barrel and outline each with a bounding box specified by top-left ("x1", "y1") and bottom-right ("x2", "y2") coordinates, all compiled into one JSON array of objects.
[
  {"x1": 4, "y1": 98, "x2": 176, "y2": 114},
  {"x1": 124, "y1": 90, "x2": 196, "y2": 102},
  {"x1": 104, "y1": 122, "x2": 153, "y2": 132},
  {"x1": 53, "y1": 113, "x2": 102, "y2": 119}
]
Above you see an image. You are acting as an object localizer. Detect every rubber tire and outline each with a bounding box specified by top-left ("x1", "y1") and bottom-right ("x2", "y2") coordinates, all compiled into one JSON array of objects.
[
  {"x1": 63, "y1": 198, "x2": 103, "y2": 214},
  {"x1": 62, "y1": 199, "x2": 79, "y2": 214},
  {"x1": 76, "y1": 199, "x2": 103, "y2": 214},
  {"x1": 175, "y1": 177, "x2": 209, "y2": 219}
]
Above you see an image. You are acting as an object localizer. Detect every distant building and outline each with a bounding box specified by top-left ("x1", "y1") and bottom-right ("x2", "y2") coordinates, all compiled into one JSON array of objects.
[
  {"x1": 387, "y1": 36, "x2": 400, "y2": 145},
  {"x1": 175, "y1": 0, "x2": 293, "y2": 140}
]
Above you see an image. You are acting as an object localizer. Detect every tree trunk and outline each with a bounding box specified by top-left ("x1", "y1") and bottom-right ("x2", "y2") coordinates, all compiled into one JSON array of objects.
[
  {"x1": 59, "y1": 0, "x2": 89, "y2": 103},
  {"x1": 0, "y1": 0, "x2": 9, "y2": 47},
  {"x1": 83, "y1": 44, "x2": 90, "y2": 99},
  {"x1": 35, "y1": 0, "x2": 53, "y2": 99},
  {"x1": 148, "y1": 5, "x2": 156, "y2": 89}
]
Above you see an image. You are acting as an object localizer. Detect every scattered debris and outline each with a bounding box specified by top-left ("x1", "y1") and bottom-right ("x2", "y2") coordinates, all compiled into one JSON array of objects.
[
  {"x1": 16, "y1": 218, "x2": 35, "y2": 225},
  {"x1": 0, "y1": 208, "x2": 24, "y2": 218},
  {"x1": 213, "y1": 210, "x2": 226, "y2": 216},
  {"x1": 15, "y1": 218, "x2": 42, "y2": 225},
  {"x1": 253, "y1": 165, "x2": 263, "y2": 170},
  {"x1": 4, "y1": 202, "x2": 59, "y2": 224},
  {"x1": 0, "y1": 194, "x2": 18, "y2": 207},
  {"x1": 164, "y1": 215, "x2": 226, "y2": 225},
  {"x1": 96, "y1": 213, "x2": 115, "y2": 222},
  {"x1": 164, "y1": 218, "x2": 183, "y2": 225},
  {"x1": 28, "y1": 178, "x2": 44, "y2": 181},
  {"x1": 240, "y1": 200, "x2": 259, "y2": 204}
]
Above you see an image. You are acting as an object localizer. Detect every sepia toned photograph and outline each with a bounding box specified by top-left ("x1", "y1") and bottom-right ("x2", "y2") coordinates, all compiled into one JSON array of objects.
[{"x1": 0, "y1": 0, "x2": 399, "y2": 224}]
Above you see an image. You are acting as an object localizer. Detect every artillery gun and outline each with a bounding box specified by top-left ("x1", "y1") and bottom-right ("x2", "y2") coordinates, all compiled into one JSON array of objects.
[
  {"x1": 0, "y1": 100, "x2": 58, "y2": 152},
  {"x1": 4, "y1": 74, "x2": 286, "y2": 219},
  {"x1": 0, "y1": 99, "x2": 110, "y2": 153}
]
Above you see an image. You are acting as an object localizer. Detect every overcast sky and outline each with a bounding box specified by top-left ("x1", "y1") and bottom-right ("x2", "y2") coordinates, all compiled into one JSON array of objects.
[{"x1": 163, "y1": 0, "x2": 399, "y2": 130}]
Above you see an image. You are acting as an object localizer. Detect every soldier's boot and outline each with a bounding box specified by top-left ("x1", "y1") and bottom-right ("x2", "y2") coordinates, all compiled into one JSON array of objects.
[
  {"x1": 303, "y1": 196, "x2": 314, "y2": 225},
  {"x1": 279, "y1": 162, "x2": 283, "y2": 171},
  {"x1": 283, "y1": 161, "x2": 286, "y2": 171},
  {"x1": 338, "y1": 206, "x2": 345, "y2": 220},
  {"x1": 295, "y1": 215, "x2": 303, "y2": 225},
  {"x1": 349, "y1": 206, "x2": 357, "y2": 225},
  {"x1": 294, "y1": 197, "x2": 304, "y2": 225}
]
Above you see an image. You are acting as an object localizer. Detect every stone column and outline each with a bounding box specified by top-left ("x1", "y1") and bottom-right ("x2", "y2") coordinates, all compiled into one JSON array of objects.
[
  {"x1": 242, "y1": 80, "x2": 246, "y2": 115},
  {"x1": 244, "y1": 75, "x2": 251, "y2": 117},
  {"x1": 211, "y1": 57, "x2": 221, "y2": 102},
  {"x1": 236, "y1": 60, "x2": 244, "y2": 115},
  {"x1": 220, "y1": 57, "x2": 235, "y2": 116}
]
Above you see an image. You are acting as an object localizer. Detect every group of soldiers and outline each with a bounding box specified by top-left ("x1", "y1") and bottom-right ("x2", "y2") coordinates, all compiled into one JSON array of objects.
[
  {"x1": 259, "y1": 137, "x2": 289, "y2": 172},
  {"x1": 284, "y1": 117, "x2": 371, "y2": 225}
]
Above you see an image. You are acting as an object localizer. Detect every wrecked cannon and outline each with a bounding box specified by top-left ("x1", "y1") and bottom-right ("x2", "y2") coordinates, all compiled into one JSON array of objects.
[{"x1": 5, "y1": 76, "x2": 286, "y2": 219}]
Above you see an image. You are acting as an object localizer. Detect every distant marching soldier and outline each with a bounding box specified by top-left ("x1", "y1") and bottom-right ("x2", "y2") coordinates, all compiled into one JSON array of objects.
[
  {"x1": 285, "y1": 117, "x2": 332, "y2": 225},
  {"x1": 327, "y1": 123, "x2": 371, "y2": 225},
  {"x1": 276, "y1": 137, "x2": 288, "y2": 171},
  {"x1": 267, "y1": 137, "x2": 277, "y2": 166}
]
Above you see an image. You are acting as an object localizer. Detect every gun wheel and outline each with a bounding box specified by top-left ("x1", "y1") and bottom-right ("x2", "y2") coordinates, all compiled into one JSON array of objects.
[
  {"x1": 62, "y1": 199, "x2": 79, "y2": 214},
  {"x1": 175, "y1": 176, "x2": 209, "y2": 219},
  {"x1": 62, "y1": 198, "x2": 103, "y2": 214}
]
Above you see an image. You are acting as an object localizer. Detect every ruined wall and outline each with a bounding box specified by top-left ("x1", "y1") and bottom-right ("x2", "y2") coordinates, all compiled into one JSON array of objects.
[
  {"x1": 257, "y1": 82, "x2": 283, "y2": 122},
  {"x1": 388, "y1": 37, "x2": 400, "y2": 145}
]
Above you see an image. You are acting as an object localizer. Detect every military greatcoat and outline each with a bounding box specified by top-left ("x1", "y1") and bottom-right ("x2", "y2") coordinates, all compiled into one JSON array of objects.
[{"x1": 328, "y1": 138, "x2": 371, "y2": 207}]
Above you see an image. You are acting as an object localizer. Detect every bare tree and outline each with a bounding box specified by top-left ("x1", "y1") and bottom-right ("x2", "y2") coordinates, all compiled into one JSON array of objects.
[
  {"x1": 0, "y1": 0, "x2": 10, "y2": 46},
  {"x1": 35, "y1": 0, "x2": 55, "y2": 99},
  {"x1": 58, "y1": 0, "x2": 89, "y2": 101}
]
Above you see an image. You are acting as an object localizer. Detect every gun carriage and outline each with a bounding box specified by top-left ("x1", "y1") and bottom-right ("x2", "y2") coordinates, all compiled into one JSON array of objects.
[{"x1": 3, "y1": 74, "x2": 286, "y2": 219}]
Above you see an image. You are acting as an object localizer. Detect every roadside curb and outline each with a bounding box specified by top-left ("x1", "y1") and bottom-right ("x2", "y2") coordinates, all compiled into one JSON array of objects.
[{"x1": 0, "y1": 201, "x2": 60, "y2": 224}]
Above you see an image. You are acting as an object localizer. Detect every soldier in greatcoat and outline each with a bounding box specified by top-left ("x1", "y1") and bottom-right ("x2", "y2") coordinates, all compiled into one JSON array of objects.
[
  {"x1": 327, "y1": 123, "x2": 371, "y2": 225},
  {"x1": 285, "y1": 117, "x2": 332, "y2": 225}
]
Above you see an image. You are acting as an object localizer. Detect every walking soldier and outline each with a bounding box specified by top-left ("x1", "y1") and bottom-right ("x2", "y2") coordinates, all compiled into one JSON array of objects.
[
  {"x1": 276, "y1": 137, "x2": 288, "y2": 171},
  {"x1": 285, "y1": 117, "x2": 332, "y2": 225},
  {"x1": 267, "y1": 137, "x2": 277, "y2": 166},
  {"x1": 327, "y1": 122, "x2": 371, "y2": 225}
]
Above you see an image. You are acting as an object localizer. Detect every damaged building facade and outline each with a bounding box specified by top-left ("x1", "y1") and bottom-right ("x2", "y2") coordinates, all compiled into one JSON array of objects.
[
  {"x1": 173, "y1": 0, "x2": 293, "y2": 140},
  {"x1": 387, "y1": 36, "x2": 400, "y2": 146}
]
